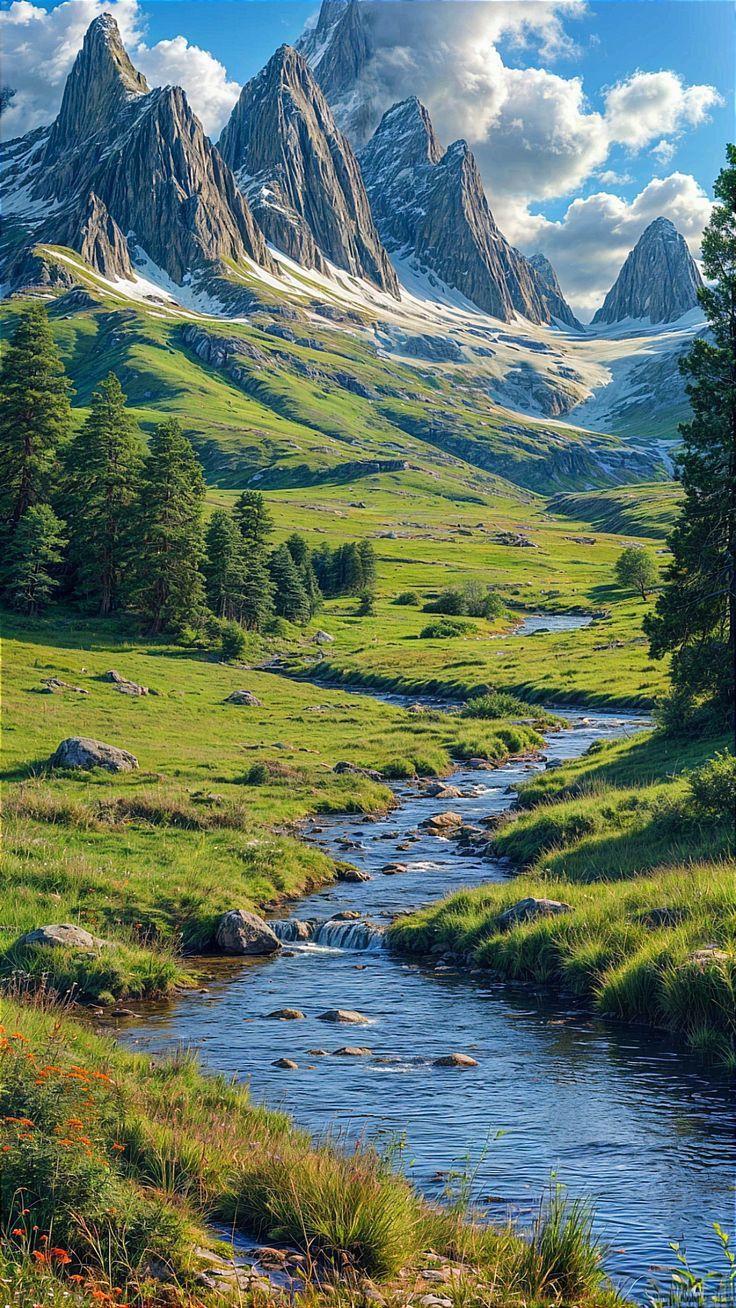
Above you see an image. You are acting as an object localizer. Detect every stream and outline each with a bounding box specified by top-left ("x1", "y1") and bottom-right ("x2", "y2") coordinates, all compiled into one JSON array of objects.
[{"x1": 120, "y1": 615, "x2": 735, "y2": 1293}]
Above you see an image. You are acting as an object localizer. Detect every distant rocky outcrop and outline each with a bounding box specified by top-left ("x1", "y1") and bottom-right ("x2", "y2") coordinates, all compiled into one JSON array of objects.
[
  {"x1": 219, "y1": 44, "x2": 398, "y2": 296},
  {"x1": 528, "y1": 254, "x2": 583, "y2": 331},
  {"x1": 592, "y1": 218, "x2": 703, "y2": 325},
  {"x1": 359, "y1": 98, "x2": 578, "y2": 327}
]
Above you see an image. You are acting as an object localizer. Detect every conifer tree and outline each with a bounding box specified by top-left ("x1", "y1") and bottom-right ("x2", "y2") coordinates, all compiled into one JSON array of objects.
[
  {"x1": 204, "y1": 509, "x2": 249, "y2": 620},
  {"x1": 270, "y1": 543, "x2": 311, "y2": 624},
  {"x1": 358, "y1": 539, "x2": 377, "y2": 589},
  {"x1": 63, "y1": 373, "x2": 143, "y2": 615},
  {"x1": 3, "y1": 504, "x2": 66, "y2": 613},
  {"x1": 233, "y1": 490, "x2": 273, "y2": 547},
  {"x1": 645, "y1": 146, "x2": 736, "y2": 732},
  {"x1": 132, "y1": 419, "x2": 206, "y2": 634},
  {"x1": 0, "y1": 302, "x2": 73, "y2": 528}
]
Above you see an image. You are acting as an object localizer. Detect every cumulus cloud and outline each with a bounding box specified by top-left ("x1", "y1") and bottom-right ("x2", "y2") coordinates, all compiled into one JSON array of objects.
[
  {"x1": 524, "y1": 172, "x2": 713, "y2": 319},
  {"x1": 604, "y1": 70, "x2": 722, "y2": 150},
  {"x1": 0, "y1": 0, "x2": 239, "y2": 139}
]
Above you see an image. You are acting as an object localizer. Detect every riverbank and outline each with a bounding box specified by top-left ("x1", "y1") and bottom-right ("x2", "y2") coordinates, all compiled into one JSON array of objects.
[{"x1": 390, "y1": 727, "x2": 735, "y2": 1063}]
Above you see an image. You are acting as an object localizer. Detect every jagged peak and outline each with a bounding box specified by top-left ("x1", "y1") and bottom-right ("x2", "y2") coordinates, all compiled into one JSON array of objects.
[{"x1": 50, "y1": 12, "x2": 148, "y2": 147}]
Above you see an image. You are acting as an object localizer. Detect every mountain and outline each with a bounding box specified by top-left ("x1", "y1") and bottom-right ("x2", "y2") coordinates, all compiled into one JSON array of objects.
[
  {"x1": 2, "y1": 12, "x2": 276, "y2": 289},
  {"x1": 359, "y1": 97, "x2": 580, "y2": 328},
  {"x1": 528, "y1": 254, "x2": 583, "y2": 331},
  {"x1": 219, "y1": 45, "x2": 398, "y2": 296},
  {"x1": 592, "y1": 217, "x2": 703, "y2": 326},
  {"x1": 296, "y1": 0, "x2": 376, "y2": 145}
]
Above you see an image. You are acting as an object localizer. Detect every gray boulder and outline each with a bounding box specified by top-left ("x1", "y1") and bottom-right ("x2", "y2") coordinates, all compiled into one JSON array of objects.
[
  {"x1": 433, "y1": 1052, "x2": 478, "y2": 1067},
  {"x1": 317, "y1": 1009, "x2": 370, "y2": 1024},
  {"x1": 333, "y1": 761, "x2": 383, "y2": 782},
  {"x1": 215, "y1": 910, "x2": 281, "y2": 955},
  {"x1": 49, "y1": 737, "x2": 138, "y2": 772},
  {"x1": 313, "y1": 630, "x2": 335, "y2": 644},
  {"x1": 103, "y1": 669, "x2": 148, "y2": 696},
  {"x1": 225, "y1": 689, "x2": 263, "y2": 706},
  {"x1": 40, "y1": 677, "x2": 89, "y2": 695},
  {"x1": 337, "y1": 867, "x2": 372, "y2": 883},
  {"x1": 266, "y1": 1008, "x2": 305, "y2": 1020},
  {"x1": 497, "y1": 897, "x2": 571, "y2": 930},
  {"x1": 17, "y1": 923, "x2": 107, "y2": 952}
]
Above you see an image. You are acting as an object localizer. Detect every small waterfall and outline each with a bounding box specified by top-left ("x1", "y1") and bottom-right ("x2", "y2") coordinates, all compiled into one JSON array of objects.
[{"x1": 271, "y1": 918, "x2": 385, "y2": 951}]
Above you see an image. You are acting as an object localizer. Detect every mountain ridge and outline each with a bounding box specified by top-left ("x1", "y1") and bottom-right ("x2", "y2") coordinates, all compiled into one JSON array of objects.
[{"x1": 592, "y1": 217, "x2": 703, "y2": 325}]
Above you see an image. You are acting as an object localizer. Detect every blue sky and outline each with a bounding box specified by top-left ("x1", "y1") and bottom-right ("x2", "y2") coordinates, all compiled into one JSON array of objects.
[{"x1": 1, "y1": 0, "x2": 731, "y2": 312}]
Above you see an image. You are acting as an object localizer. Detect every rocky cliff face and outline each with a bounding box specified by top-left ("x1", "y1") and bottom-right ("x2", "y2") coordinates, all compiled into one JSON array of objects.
[
  {"x1": 592, "y1": 218, "x2": 703, "y2": 325},
  {"x1": 528, "y1": 254, "x2": 582, "y2": 331},
  {"x1": 3, "y1": 12, "x2": 275, "y2": 288},
  {"x1": 297, "y1": 0, "x2": 376, "y2": 144},
  {"x1": 219, "y1": 45, "x2": 398, "y2": 296},
  {"x1": 360, "y1": 98, "x2": 578, "y2": 327}
]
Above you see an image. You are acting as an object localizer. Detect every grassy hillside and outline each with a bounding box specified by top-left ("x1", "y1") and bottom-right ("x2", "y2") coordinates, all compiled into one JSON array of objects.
[{"x1": 548, "y1": 484, "x2": 683, "y2": 539}]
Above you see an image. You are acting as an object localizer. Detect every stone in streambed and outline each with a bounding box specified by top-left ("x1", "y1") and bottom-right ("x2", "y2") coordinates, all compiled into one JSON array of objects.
[
  {"x1": 266, "y1": 1008, "x2": 305, "y2": 1020},
  {"x1": 272, "y1": 1058, "x2": 298, "y2": 1069},
  {"x1": 382, "y1": 862, "x2": 409, "y2": 875},
  {"x1": 333, "y1": 1046, "x2": 372, "y2": 1056},
  {"x1": 433, "y1": 1053, "x2": 478, "y2": 1068},
  {"x1": 317, "y1": 1009, "x2": 370, "y2": 1024},
  {"x1": 215, "y1": 910, "x2": 281, "y2": 955},
  {"x1": 421, "y1": 811, "x2": 463, "y2": 833},
  {"x1": 338, "y1": 867, "x2": 372, "y2": 883}
]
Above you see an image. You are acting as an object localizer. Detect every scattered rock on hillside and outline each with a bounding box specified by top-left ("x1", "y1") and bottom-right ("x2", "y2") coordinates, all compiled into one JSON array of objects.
[
  {"x1": 686, "y1": 946, "x2": 730, "y2": 969},
  {"x1": 313, "y1": 630, "x2": 335, "y2": 644},
  {"x1": 266, "y1": 1008, "x2": 305, "y2": 1020},
  {"x1": 638, "y1": 907, "x2": 686, "y2": 929},
  {"x1": 215, "y1": 910, "x2": 281, "y2": 955},
  {"x1": 225, "y1": 689, "x2": 263, "y2": 706},
  {"x1": 16, "y1": 923, "x2": 108, "y2": 951},
  {"x1": 317, "y1": 1009, "x2": 370, "y2": 1024},
  {"x1": 497, "y1": 897, "x2": 571, "y2": 930},
  {"x1": 333, "y1": 761, "x2": 383, "y2": 781},
  {"x1": 433, "y1": 1053, "x2": 478, "y2": 1068},
  {"x1": 40, "y1": 677, "x2": 89, "y2": 695},
  {"x1": 103, "y1": 669, "x2": 148, "y2": 696},
  {"x1": 49, "y1": 737, "x2": 138, "y2": 772}
]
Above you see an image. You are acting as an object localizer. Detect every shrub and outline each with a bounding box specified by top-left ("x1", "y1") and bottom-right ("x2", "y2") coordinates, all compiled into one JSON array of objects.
[
  {"x1": 420, "y1": 618, "x2": 470, "y2": 639},
  {"x1": 394, "y1": 590, "x2": 420, "y2": 606},
  {"x1": 423, "y1": 582, "x2": 505, "y2": 620},
  {"x1": 461, "y1": 690, "x2": 532, "y2": 719},
  {"x1": 220, "y1": 619, "x2": 247, "y2": 662},
  {"x1": 687, "y1": 751, "x2": 736, "y2": 819},
  {"x1": 423, "y1": 587, "x2": 465, "y2": 616},
  {"x1": 241, "y1": 761, "x2": 270, "y2": 785}
]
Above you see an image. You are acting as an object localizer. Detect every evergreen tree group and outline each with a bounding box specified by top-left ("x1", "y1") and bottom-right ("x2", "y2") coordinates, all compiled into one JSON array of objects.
[
  {"x1": 0, "y1": 303, "x2": 379, "y2": 640},
  {"x1": 645, "y1": 145, "x2": 736, "y2": 737}
]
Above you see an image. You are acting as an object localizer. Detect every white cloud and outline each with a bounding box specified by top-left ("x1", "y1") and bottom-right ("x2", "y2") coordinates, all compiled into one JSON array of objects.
[
  {"x1": 597, "y1": 169, "x2": 633, "y2": 185},
  {"x1": 524, "y1": 172, "x2": 713, "y2": 318},
  {"x1": 0, "y1": 0, "x2": 238, "y2": 139},
  {"x1": 604, "y1": 70, "x2": 722, "y2": 150}
]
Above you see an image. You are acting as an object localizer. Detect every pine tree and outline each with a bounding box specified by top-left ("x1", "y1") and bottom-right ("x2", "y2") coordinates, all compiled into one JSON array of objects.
[
  {"x1": 285, "y1": 533, "x2": 309, "y2": 567},
  {"x1": 204, "y1": 509, "x2": 249, "y2": 620},
  {"x1": 645, "y1": 146, "x2": 736, "y2": 733},
  {"x1": 357, "y1": 539, "x2": 377, "y2": 589},
  {"x1": 132, "y1": 419, "x2": 206, "y2": 634},
  {"x1": 63, "y1": 373, "x2": 143, "y2": 615},
  {"x1": 0, "y1": 303, "x2": 73, "y2": 529},
  {"x1": 270, "y1": 543, "x2": 311, "y2": 624},
  {"x1": 233, "y1": 490, "x2": 273, "y2": 548},
  {"x1": 3, "y1": 504, "x2": 66, "y2": 614},
  {"x1": 241, "y1": 547, "x2": 275, "y2": 630}
]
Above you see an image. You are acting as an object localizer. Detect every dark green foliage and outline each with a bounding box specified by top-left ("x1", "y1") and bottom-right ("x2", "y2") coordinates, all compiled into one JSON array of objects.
[
  {"x1": 2, "y1": 504, "x2": 66, "y2": 614},
  {"x1": 313, "y1": 539, "x2": 378, "y2": 598},
  {"x1": 460, "y1": 690, "x2": 533, "y2": 719},
  {"x1": 394, "y1": 590, "x2": 420, "y2": 606},
  {"x1": 204, "y1": 508, "x2": 249, "y2": 620},
  {"x1": 614, "y1": 546, "x2": 658, "y2": 599},
  {"x1": 420, "y1": 618, "x2": 471, "y2": 638},
  {"x1": 0, "y1": 302, "x2": 72, "y2": 529},
  {"x1": 357, "y1": 588, "x2": 376, "y2": 616},
  {"x1": 424, "y1": 581, "x2": 505, "y2": 619},
  {"x1": 63, "y1": 373, "x2": 144, "y2": 615},
  {"x1": 645, "y1": 146, "x2": 736, "y2": 729},
  {"x1": 269, "y1": 543, "x2": 311, "y2": 624},
  {"x1": 131, "y1": 419, "x2": 206, "y2": 634},
  {"x1": 687, "y1": 751, "x2": 736, "y2": 819},
  {"x1": 233, "y1": 489, "x2": 273, "y2": 547},
  {"x1": 220, "y1": 618, "x2": 247, "y2": 662}
]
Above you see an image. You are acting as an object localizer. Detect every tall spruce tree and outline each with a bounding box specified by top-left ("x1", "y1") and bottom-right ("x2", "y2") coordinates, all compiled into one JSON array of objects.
[
  {"x1": 3, "y1": 504, "x2": 66, "y2": 614},
  {"x1": 645, "y1": 146, "x2": 736, "y2": 735},
  {"x1": 132, "y1": 419, "x2": 206, "y2": 634},
  {"x1": 233, "y1": 490, "x2": 273, "y2": 548},
  {"x1": 63, "y1": 373, "x2": 144, "y2": 615},
  {"x1": 270, "y1": 543, "x2": 311, "y2": 624},
  {"x1": 0, "y1": 302, "x2": 73, "y2": 529},
  {"x1": 204, "y1": 509, "x2": 250, "y2": 620}
]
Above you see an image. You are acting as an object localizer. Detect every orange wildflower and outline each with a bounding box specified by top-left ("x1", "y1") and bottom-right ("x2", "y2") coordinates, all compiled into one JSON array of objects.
[
  {"x1": 51, "y1": 1248, "x2": 72, "y2": 1265},
  {"x1": 111, "y1": 1143, "x2": 125, "y2": 1151},
  {"x1": 32, "y1": 1250, "x2": 49, "y2": 1263},
  {"x1": 11, "y1": 1228, "x2": 24, "y2": 1236}
]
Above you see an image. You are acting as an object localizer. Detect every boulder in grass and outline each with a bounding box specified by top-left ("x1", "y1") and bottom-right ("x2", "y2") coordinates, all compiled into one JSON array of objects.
[
  {"x1": 40, "y1": 677, "x2": 89, "y2": 695},
  {"x1": 215, "y1": 910, "x2": 281, "y2": 955},
  {"x1": 49, "y1": 737, "x2": 138, "y2": 773},
  {"x1": 497, "y1": 897, "x2": 571, "y2": 930},
  {"x1": 103, "y1": 669, "x2": 148, "y2": 696},
  {"x1": 333, "y1": 761, "x2": 383, "y2": 782},
  {"x1": 313, "y1": 630, "x2": 335, "y2": 644},
  {"x1": 225, "y1": 689, "x2": 263, "y2": 707},
  {"x1": 17, "y1": 924, "x2": 107, "y2": 952}
]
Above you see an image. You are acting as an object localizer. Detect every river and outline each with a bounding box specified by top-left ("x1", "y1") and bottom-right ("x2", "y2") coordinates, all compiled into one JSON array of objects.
[{"x1": 119, "y1": 616, "x2": 735, "y2": 1294}]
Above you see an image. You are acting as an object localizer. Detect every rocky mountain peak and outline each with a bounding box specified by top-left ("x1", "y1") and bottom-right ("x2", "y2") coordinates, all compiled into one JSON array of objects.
[
  {"x1": 529, "y1": 253, "x2": 582, "y2": 331},
  {"x1": 49, "y1": 12, "x2": 149, "y2": 150},
  {"x1": 219, "y1": 43, "x2": 399, "y2": 295},
  {"x1": 592, "y1": 216, "x2": 703, "y2": 325},
  {"x1": 297, "y1": 0, "x2": 376, "y2": 143}
]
